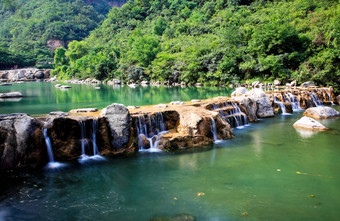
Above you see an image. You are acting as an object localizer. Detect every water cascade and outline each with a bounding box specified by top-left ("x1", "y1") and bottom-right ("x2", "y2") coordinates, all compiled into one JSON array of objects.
[
  {"x1": 210, "y1": 117, "x2": 219, "y2": 142},
  {"x1": 215, "y1": 102, "x2": 249, "y2": 128},
  {"x1": 273, "y1": 96, "x2": 288, "y2": 114},
  {"x1": 285, "y1": 93, "x2": 301, "y2": 111},
  {"x1": 311, "y1": 92, "x2": 323, "y2": 107},
  {"x1": 326, "y1": 90, "x2": 335, "y2": 105},
  {"x1": 136, "y1": 113, "x2": 167, "y2": 152},
  {"x1": 79, "y1": 120, "x2": 104, "y2": 162},
  {"x1": 43, "y1": 127, "x2": 63, "y2": 169}
]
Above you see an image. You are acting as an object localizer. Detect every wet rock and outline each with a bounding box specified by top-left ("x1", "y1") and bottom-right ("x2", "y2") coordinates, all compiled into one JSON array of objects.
[
  {"x1": 0, "y1": 92, "x2": 23, "y2": 98},
  {"x1": 274, "y1": 79, "x2": 281, "y2": 86},
  {"x1": 127, "y1": 106, "x2": 140, "y2": 109},
  {"x1": 35, "y1": 71, "x2": 44, "y2": 79},
  {"x1": 95, "y1": 87, "x2": 101, "y2": 90},
  {"x1": 70, "y1": 108, "x2": 98, "y2": 113},
  {"x1": 293, "y1": 116, "x2": 328, "y2": 131},
  {"x1": 246, "y1": 89, "x2": 274, "y2": 118},
  {"x1": 49, "y1": 111, "x2": 69, "y2": 116},
  {"x1": 191, "y1": 99, "x2": 201, "y2": 102},
  {"x1": 252, "y1": 81, "x2": 260, "y2": 88},
  {"x1": 100, "y1": 103, "x2": 131, "y2": 149},
  {"x1": 303, "y1": 106, "x2": 340, "y2": 119},
  {"x1": 154, "y1": 104, "x2": 168, "y2": 108},
  {"x1": 60, "y1": 85, "x2": 71, "y2": 89},
  {"x1": 141, "y1": 81, "x2": 149, "y2": 85},
  {"x1": 301, "y1": 81, "x2": 315, "y2": 88},
  {"x1": 55, "y1": 84, "x2": 62, "y2": 88},
  {"x1": 0, "y1": 83, "x2": 12, "y2": 86},
  {"x1": 0, "y1": 114, "x2": 45, "y2": 170},
  {"x1": 231, "y1": 87, "x2": 247, "y2": 96},
  {"x1": 233, "y1": 96, "x2": 258, "y2": 122},
  {"x1": 170, "y1": 101, "x2": 184, "y2": 105}
]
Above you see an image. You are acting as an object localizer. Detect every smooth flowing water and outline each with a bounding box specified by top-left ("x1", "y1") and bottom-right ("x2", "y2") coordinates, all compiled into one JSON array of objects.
[
  {"x1": 0, "y1": 82, "x2": 233, "y2": 115},
  {"x1": 1, "y1": 106, "x2": 340, "y2": 221}
]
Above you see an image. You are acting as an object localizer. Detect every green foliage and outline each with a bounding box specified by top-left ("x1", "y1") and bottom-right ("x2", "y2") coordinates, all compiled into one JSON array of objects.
[
  {"x1": 0, "y1": 0, "x2": 124, "y2": 69},
  {"x1": 49, "y1": 0, "x2": 340, "y2": 90}
]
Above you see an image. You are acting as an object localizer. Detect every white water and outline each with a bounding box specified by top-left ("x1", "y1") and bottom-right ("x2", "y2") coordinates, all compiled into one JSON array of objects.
[
  {"x1": 78, "y1": 120, "x2": 105, "y2": 163},
  {"x1": 326, "y1": 90, "x2": 335, "y2": 105},
  {"x1": 136, "y1": 113, "x2": 167, "y2": 152},
  {"x1": 210, "y1": 117, "x2": 221, "y2": 143},
  {"x1": 43, "y1": 128, "x2": 64, "y2": 169},
  {"x1": 273, "y1": 96, "x2": 290, "y2": 115},
  {"x1": 286, "y1": 93, "x2": 302, "y2": 111},
  {"x1": 311, "y1": 92, "x2": 323, "y2": 107}
]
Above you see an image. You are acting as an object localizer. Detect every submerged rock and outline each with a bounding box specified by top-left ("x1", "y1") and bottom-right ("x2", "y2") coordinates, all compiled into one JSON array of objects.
[
  {"x1": 293, "y1": 116, "x2": 328, "y2": 131},
  {"x1": 303, "y1": 106, "x2": 340, "y2": 119},
  {"x1": 0, "y1": 83, "x2": 12, "y2": 86},
  {"x1": 100, "y1": 103, "x2": 131, "y2": 149},
  {"x1": 0, "y1": 92, "x2": 23, "y2": 98},
  {"x1": 246, "y1": 89, "x2": 274, "y2": 118}
]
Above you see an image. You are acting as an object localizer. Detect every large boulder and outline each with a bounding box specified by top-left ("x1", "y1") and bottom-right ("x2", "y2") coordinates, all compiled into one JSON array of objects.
[
  {"x1": 246, "y1": 89, "x2": 274, "y2": 118},
  {"x1": 293, "y1": 116, "x2": 328, "y2": 131},
  {"x1": 303, "y1": 106, "x2": 340, "y2": 119},
  {"x1": 233, "y1": 96, "x2": 258, "y2": 122},
  {"x1": 100, "y1": 103, "x2": 131, "y2": 149},
  {"x1": 35, "y1": 71, "x2": 45, "y2": 79},
  {"x1": 274, "y1": 79, "x2": 281, "y2": 86},
  {"x1": 231, "y1": 87, "x2": 247, "y2": 96},
  {"x1": 252, "y1": 81, "x2": 260, "y2": 88},
  {"x1": 0, "y1": 114, "x2": 45, "y2": 170}
]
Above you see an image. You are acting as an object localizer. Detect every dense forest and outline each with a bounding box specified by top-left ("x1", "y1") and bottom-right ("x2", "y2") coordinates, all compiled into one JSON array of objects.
[
  {"x1": 0, "y1": 0, "x2": 127, "y2": 69},
  {"x1": 2, "y1": 0, "x2": 340, "y2": 90}
]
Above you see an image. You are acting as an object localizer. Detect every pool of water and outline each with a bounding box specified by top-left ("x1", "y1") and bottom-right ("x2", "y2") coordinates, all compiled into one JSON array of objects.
[
  {"x1": 1, "y1": 106, "x2": 339, "y2": 221},
  {"x1": 0, "y1": 83, "x2": 233, "y2": 115}
]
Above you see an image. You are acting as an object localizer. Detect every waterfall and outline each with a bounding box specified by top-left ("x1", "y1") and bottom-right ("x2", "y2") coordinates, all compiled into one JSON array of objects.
[
  {"x1": 43, "y1": 127, "x2": 64, "y2": 169},
  {"x1": 216, "y1": 102, "x2": 249, "y2": 128},
  {"x1": 210, "y1": 117, "x2": 219, "y2": 142},
  {"x1": 43, "y1": 128, "x2": 55, "y2": 163},
  {"x1": 136, "y1": 113, "x2": 167, "y2": 152},
  {"x1": 286, "y1": 93, "x2": 301, "y2": 111},
  {"x1": 79, "y1": 121, "x2": 88, "y2": 157},
  {"x1": 92, "y1": 119, "x2": 99, "y2": 155},
  {"x1": 311, "y1": 92, "x2": 323, "y2": 106},
  {"x1": 326, "y1": 90, "x2": 335, "y2": 105},
  {"x1": 273, "y1": 96, "x2": 288, "y2": 114},
  {"x1": 78, "y1": 119, "x2": 104, "y2": 162}
]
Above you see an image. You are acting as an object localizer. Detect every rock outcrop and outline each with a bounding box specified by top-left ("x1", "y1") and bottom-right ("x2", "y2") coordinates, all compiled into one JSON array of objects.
[
  {"x1": 0, "y1": 68, "x2": 50, "y2": 81},
  {"x1": 231, "y1": 87, "x2": 247, "y2": 96},
  {"x1": 293, "y1": 116, "x2": 328, "y2": 131},
  {"x1": 0, "y1": 114, "x2": 45, "y2": 170},
  {"x1": 100, "y1": 104, "x2": 132, "y2": 149},
  {"x1": 303, "y1": 106, "x2": 340, "y2": 119},
  {"x1": 246, "y1": 89, "x2": 274, "y2": 118}
]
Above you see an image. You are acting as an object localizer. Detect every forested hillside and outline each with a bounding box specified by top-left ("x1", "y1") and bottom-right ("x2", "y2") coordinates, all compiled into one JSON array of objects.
[
  {"x1": 52, "y1": 0, "x2": 340, "y2": 90},
  {"x1": 0, "y1": 0, "x2": 127, "y2": 69}
]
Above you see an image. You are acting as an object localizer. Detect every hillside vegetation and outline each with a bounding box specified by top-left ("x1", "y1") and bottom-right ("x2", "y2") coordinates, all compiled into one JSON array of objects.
[{"x1": 0, "y1": 0, "x2": 126, "y2": 69}]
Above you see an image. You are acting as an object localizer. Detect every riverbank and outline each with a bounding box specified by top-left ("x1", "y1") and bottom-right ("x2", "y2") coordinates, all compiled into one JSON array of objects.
[{"x1": 0, "y1": 86, "x2": 338, "y2": 173}]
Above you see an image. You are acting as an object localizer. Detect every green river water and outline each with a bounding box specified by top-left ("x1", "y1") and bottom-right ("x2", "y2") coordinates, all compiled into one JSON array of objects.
[
  {"x1": 0, "y1": 83, "x2": 340, "y2": 221},
  {"x1": 0, "y1": 82, "x2": 233, "y2": 115}
]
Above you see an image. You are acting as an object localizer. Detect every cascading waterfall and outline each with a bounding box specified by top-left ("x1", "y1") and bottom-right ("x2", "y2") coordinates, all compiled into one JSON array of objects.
[
  {"x1": 286, "y1": 93, "x2": 301, "y2": 111},
  {"x1": 43, "y1": 127, "x2": 63, "y2": 169},
  {"x1": 79, "y1": 119, "x2": 104, "y2": 162},
  {"x1": 79, "y1": 121, "x2": 88, "y2": 157},
  {"x1": 273, "y1": 96, "x2": 288, "y2": 114},
  {"x1": 326, "y1": 90, "x2": 335, "y2": 105},
  {"x1": 210, "y1": 117, "x2": 219, "y2": 142},
  {"x1": 311, "y1": 92, "x2": 323, "y2": 107},
  {"x1": 136, "y1": 113, "x2": 167, "y2": 152},
  {"x1": 217, "y1": 102, "x2": 249, "y2": 128}
]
